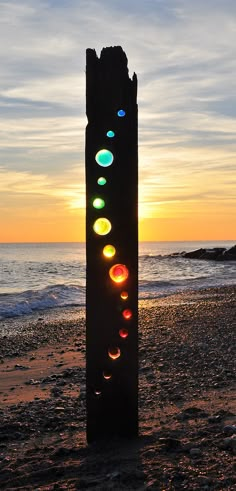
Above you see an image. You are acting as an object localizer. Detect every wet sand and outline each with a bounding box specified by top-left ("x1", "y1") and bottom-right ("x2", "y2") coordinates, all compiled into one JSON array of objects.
[{"x1": 0, "y1": 286, "x2": 235, "y2": 490}]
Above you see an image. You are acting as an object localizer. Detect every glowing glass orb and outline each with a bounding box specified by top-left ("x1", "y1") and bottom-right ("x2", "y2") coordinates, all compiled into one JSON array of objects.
[
  {"x1": 106, "y1": 130, "x2": 115, "y2": 138},
  {"x1": 119, "y1": 328, "x2": 129, "y2": 339},
  {"x1": 109, "y1": 264, "x2": 129, "y2": 283},
  {"x1": 120, "y1": 291, "x2": 128, "y2": 300},
  {"x1": 93, "y1": 218, "x2": 111, "y2": 236},
  {"x1": 103, "y1": 244, "x2": 116, "y2": 258},
  {"x1": 94, "y1": 390, "x2": 101, "y2": 396},
  {"x1": 117, "y1": 109, "x2": 126, "y2": 117},
  {"x1": 97, "y1": 177, "x2": 107, "y2": 186},
  {"x1": 122, "y1": 309, "x2": 132, "y2": 320},
  {"x1": 103, "y1": 371, "x2": 112, "y2": 380},
  {"x1": 95, "y1": 149, "x2": 114, "y2": 167},
  {"x1": 92, "y1": 198, "x2": 105, "y2": 210},
  {"x1": 108, "y1": 347, "x2": 121, "y2": 360}
]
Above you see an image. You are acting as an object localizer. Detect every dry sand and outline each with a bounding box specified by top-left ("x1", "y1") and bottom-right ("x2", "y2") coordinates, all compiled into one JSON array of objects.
[{"x1": 0, "y1": 286, "x2": 235, "y2": 490}]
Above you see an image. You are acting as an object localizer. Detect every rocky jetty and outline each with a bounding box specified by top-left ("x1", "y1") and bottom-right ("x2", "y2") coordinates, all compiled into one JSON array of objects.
[{"x1": 180, "y1": 245, "x2": 236, "y2": 261}]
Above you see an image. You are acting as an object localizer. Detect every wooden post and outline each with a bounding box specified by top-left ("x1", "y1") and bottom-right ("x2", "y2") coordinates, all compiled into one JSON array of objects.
[{"x1": 86, "y1": 46, "x2": 138, "y2": 443}]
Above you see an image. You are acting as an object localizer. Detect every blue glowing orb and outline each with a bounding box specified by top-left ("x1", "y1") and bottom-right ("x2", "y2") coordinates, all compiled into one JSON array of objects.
[{"x1": 117, "y1": 109, "x2": 126, "y2": 117}]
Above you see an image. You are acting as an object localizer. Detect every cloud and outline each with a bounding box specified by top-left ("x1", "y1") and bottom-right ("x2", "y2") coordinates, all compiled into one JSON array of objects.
[
  {"x1": 0, "y1": 0, "x2": 235, "y2": 234},
  {"x1": 2, "y1": 75, "x2": 85, "y2": 107},
  {"x1": 0, "y1": 165, "x2": 85, "y2": 214}
]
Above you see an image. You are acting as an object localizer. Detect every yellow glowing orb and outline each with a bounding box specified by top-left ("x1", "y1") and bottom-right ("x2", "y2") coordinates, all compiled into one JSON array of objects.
[
  {"x1": 103, "y1": 244, "x2": 116, "y2": 258},
  {"x1": 120, "y1": 291, "x2": 128, "y2": 300},
  {"x1": 93, "y1": 218, "x2": 111, "y2": 235}
]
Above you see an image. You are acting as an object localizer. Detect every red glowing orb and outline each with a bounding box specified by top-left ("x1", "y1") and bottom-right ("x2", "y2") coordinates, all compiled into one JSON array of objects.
[
  {"x1": 94, "y1": 390, "x2": 101, "y2": 396},
  {"x1": 120, "y1": 291, "x2": 128, "y2": 300},
  {"x1": 122, "y1": 309, "x2": 132, "y2": 320},
  {"x1": 103, "y1": 371, "x2": 112, "y2": 380},
  {"x1": 109, "y1": 264, "x2": 129, "y2": 283},
  {"x1": 119, "y1": 328, "x2": 129, "y2": 338}
]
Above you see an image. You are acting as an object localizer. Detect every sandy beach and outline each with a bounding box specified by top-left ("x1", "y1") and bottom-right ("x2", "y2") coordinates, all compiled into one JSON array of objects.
[{"x1": 0, "y1": 286, "x2": 235, "y2": 490}]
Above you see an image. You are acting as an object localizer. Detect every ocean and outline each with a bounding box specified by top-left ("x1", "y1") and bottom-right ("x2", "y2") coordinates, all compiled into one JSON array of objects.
[{"x1": 0, "y1": 241, "x2": 235, "y2": 321}]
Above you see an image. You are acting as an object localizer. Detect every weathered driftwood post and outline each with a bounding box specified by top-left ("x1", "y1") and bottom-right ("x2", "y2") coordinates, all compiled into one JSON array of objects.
[{"x1": 86, "y1": 46, "x2": 138, "y2": 443}]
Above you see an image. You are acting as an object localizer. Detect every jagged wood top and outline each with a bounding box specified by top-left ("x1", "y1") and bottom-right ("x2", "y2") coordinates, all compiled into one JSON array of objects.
[{"x1": 86, "y1": 46, "x2": 137, "y2": 122}]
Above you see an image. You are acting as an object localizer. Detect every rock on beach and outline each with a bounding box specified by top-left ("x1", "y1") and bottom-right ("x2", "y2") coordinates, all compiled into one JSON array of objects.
[{"x1": 181, "y1": 244, "x2": 236, "y2": 261}]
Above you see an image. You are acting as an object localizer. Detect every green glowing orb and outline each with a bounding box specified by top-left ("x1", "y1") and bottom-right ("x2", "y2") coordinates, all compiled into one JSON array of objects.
[
  {"x1": 95, "y1": 149, "x2": 114, "y2": 167},
  {"x1": 97, "y1": 177, "x2": 107, "y2": 186},
  {"x1": 92, "y1": 198, "x2": 105, "y2": 210},
  {"x1": 93, "y1": 218, "x2": 111, "y2": 235}
]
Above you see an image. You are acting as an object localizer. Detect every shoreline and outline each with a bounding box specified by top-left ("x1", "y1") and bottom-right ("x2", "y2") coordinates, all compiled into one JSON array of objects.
[
  {"x1": 0, "y1": 285, "x2": 235, "y2": 490},
  {"x1": 1, "y1": 283, "x2": 235, "y2": 336}
]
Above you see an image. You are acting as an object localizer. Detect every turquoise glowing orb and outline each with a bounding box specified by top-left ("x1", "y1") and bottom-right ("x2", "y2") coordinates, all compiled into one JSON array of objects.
[
  {"x1": 106, "y1": 130, "x2": 115, "y2": 138},
  {"x1": 95, "y1": 149, "x2": 114, "y2": 167},
  {"x1": 117, "y1": 109, "x2": 126, "y2": 117}
]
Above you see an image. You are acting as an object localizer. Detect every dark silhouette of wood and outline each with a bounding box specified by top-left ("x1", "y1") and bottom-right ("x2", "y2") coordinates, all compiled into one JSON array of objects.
[{"x1": 86, "y1": 46, "x2": 138, "y2": 443}]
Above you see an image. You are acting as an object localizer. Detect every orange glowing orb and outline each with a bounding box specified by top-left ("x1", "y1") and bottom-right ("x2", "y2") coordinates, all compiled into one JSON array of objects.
[
  {"x1": 103, "y1": 371, "x2": 112, "y2": 380},
  {"x1": 120, "y1": 291, "x2": 128, "y2": 300},
  {"x1": 122, "y1": 309, "x2": 132, "y2": 320},
  {"x1": 119, "y1": 328, "x2": 129, "y2": 338},
  {"x1": 108, "y1": 347, "x2": 121, "y2": 360},
  {"x1": 103, "y1": 244, "x2": 116, "y2": 258},
  {"x1": 109, "y1": 264, "x2": 129, "y2": 283}
]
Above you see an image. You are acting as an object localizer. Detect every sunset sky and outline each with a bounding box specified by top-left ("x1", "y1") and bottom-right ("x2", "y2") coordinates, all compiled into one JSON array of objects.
[{"x1": 0, "y1": 0, "x2": 236, "y2": 242}]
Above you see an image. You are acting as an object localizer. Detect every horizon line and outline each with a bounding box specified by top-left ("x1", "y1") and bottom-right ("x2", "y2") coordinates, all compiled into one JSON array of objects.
[{"x1": 0, "y1": 239, "x2": 235, "y2": 244}]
